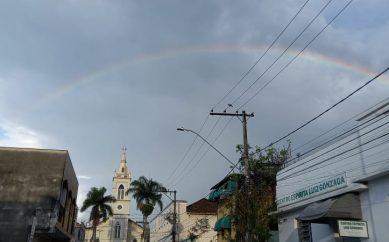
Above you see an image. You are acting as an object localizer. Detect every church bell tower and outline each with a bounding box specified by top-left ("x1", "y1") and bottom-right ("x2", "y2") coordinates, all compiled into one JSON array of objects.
[
  {"x1": 112, "y1": 146, "x2": 131, "y2": 215},
  {"x1": 111, "y1": 146, "x2": 131, "y2": 241}
]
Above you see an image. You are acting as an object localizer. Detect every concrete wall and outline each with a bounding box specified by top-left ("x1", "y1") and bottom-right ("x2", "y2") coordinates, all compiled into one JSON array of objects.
[
  {"x1": 278, "y1": 210, "x2": 300, "y2": 242},
  {"x1": 0, "y1": 147, "x2": 78, "y2": 242},
  {"x1": 360, "y1": 175, "x2": 389, "y2": 242}
]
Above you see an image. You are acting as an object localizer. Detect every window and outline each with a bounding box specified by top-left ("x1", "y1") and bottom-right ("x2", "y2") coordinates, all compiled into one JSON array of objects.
[
  {"x1": 115, "y1": 222, "x2": 121, "y2": 238},
  {"x1": 118, "y1": 185, "x2": 124, "y2": 200},
  {"x1": 297, "y1": 220, "x2": 312, "y2": 242},
  {"x1": 78, "y1": 229, "x2": 84, "y2": 241},
  {"x1": 60, "y1": 181, "x2": 68, "y2": 206},
  {"x1": 122, "y1": 167, "x2": 124, "y2": 172}
]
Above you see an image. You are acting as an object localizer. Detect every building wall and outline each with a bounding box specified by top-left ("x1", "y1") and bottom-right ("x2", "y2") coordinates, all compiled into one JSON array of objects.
[
  {"x1": 277, "y1": 210, "x2": 299, "y2": 242},
  {"x1": 150, "y1": 201, "x2": 217, "y2": 242},
  {"x1": 275, "y1": 101, "x2": 389, "y2": 242},
  {"x1": 215, "y1": 198, "x2": 235, "y2": 242},
  {"x1": 72, "y1": 224, "x2": 86, "y2": 242},
  {"x1": 150, "y1": 201, "x2": 187, "y2": 242},
  {"x1": 128, "y1": 221, "x2": 143, "y2": 242},
  {"x1": 360, "y1": 175, "x2": 389, "y2": 242},
  {"x1": 179, "y1": 213, "x2": 217, "y2": 242},
  {"x1": 0, "y1": 148, "x2": 78, "y2": 242}
]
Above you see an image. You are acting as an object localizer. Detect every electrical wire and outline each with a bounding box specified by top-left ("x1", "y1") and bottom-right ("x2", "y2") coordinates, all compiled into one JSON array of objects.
[
  {"x1": 285, "y1": 113, "x2": 388, "y2": 166},
  {"x1": 278, "y1": 140, "x2": 389, "y2": 186},
  {"x1": 230, "y1": 0, "x2": 335, "y2": 107},
  {"x1": 173, "y1": 0, "x2": 354, "y2": 198},
  {"x1": 167, "y1": 116, "x2": 223, "y2": 187},
  {"x1": 170, "y1": 117, "x2": 234, "y2": 187},
  {"x1": 237, "y1": 0, "x2": 355, "y2": 111},
  {"x1": 261, "y1": 66, "x2": 389, "y2": 151},
  {"x1": 279, "y1": 129, "x2": 389, "y2": 181},
  {"x1": 211, "y1": 0, "x2": 312, "y2": 110},
  {"x1": 164, "y1": 114, "x2": 209, "y2": 184}
]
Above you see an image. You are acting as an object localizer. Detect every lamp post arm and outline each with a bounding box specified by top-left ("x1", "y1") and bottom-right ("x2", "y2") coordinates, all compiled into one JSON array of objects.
[{"x1": 178, "y1": 128, "x2": 235, "y2": 166}]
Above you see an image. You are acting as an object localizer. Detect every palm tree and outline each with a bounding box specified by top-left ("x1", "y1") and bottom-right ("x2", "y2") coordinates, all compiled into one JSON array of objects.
[
  {"x1": 126, "y1": 176, "x2": 166, "y2": 242},
  {"x1": 81, "y1": 187, "x2": 115, "y2": 242}
]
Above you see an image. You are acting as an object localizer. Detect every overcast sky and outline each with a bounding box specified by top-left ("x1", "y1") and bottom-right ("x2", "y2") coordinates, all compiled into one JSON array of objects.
[{"x1": 1, "y1": 0, "x2": 388, "y2": 222}]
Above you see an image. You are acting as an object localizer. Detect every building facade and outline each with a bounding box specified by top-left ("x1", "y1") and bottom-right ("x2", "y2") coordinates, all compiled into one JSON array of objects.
[
  {"x1": 84, "y1": 148, "x2": 143, "y2": 242},
  {"x1": 208, "y1": 174, "x2": 242, "y2": 242},
  {"x1": 0, "y1": 147, "x2": 78, "y2": 242},
  {"x1": 150, "y1": 199, "x2": 218, "y2": 242},
  {"x1": 72, "y1": 223, "x2": 86, "y2": 242},
  {"x1": 275, "y1": 98, "x2": 389, "y2": 242}
]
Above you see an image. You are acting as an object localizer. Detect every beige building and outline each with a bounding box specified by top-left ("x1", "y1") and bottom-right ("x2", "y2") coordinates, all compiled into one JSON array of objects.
[
  {"x1": 208, "y1": 174, "x2": 244, "y2": 242},
  {"x1": 150, "y1": 198, "x2": 218, "y2": 242},
  {"x1": 84, "y1": 148, "x2": 143, "y2": 242}
]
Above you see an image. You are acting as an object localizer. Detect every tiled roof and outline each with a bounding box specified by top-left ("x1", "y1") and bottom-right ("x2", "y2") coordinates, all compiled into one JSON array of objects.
[{"x1": 186, "y1": 198, "x2": 217, "y2": 214}]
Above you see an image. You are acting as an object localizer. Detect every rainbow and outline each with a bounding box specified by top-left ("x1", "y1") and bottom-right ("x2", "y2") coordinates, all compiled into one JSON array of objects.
[{"x1": 27, "y1": 44, "x2": 389, "y2": 113}]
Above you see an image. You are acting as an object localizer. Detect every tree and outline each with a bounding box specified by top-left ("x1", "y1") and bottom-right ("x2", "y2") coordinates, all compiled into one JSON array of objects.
[
  {"x1": 232, "y1": 144, "x2": 290, "y2": 242},
  {"x1": 80, "y1": 187, "x2": 115, "y2": 242},
  {"x1": 126, "y1": 176, "x2": 166, "y2": 242}
]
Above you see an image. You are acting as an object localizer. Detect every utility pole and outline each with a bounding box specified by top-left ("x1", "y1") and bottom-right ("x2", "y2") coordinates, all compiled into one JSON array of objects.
[
  {"x1": 172, "y1": 190, "x2": 177, "y2": 242},
  {"x1": 210, "y1": 110, "x2": 254, "y2": 241},
  {"x1": 210, "y1": 110, "x2": 254, "y2": 180},
  {"x1": 160, "y1": 189, "x2": 177, "y2": 242}
]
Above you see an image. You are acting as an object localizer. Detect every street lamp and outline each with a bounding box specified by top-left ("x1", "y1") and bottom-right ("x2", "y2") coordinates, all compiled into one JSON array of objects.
[{"x1": 176, "y1": 127, "x2": 235, "y2": 167}]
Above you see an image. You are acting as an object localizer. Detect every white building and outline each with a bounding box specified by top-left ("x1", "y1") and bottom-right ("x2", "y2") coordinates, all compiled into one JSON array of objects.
[
  {"x1": 150, "y1": 198, "x2": 218, "y2": 242},
  {"x1": 275, "y1": 98, "x2": 389, "y2": 242}
]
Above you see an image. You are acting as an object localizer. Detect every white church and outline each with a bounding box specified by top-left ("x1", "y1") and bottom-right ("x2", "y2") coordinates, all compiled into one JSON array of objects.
[{"x1": 84, "y1": 148, "x2": 144, "y2": 242}]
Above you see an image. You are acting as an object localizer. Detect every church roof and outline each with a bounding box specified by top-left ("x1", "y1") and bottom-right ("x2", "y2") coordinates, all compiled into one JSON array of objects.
[{"x1": 186, "y1": 198, "x2": 217, "y2": 214}]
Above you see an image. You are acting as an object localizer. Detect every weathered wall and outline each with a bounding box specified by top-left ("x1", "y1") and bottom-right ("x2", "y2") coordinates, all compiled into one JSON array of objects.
[{"x1": 0, "y1": 147, "x2": 77, "y2": 242}]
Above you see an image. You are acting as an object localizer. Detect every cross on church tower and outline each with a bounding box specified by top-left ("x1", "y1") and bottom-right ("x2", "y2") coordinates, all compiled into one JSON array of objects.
[{"x1": 121, "y1": 146, "x2": 127, "y2": 162}]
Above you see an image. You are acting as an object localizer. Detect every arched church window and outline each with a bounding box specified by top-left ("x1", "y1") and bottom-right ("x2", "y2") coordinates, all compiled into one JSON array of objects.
[
  {"x1": 60, "y1": 181, "x2": 68, "y2": 206},
  {"x1": 118, "y1": 184, "x2": 124, "y2": 200},
  {"x1": 114, "y1": 222, "x2": 121, "y2": 238},
  {"x1": 122, "y1": 167, "x2": 124, "y2": 172}
]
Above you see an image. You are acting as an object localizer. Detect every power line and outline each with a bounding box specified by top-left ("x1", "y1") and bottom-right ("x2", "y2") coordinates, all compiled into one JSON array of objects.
[
  {"x1": 211, "y1": 0, "x2": 312, "y2": 110},
  {"x1": 170, "y1": 117, "x2": 234, "y2": 187},
  {"x1": 172, "y1": 0, "x2": 340, "y2": 193},
  {"x1": 164, "y1": 114, "x2": 209, "y2": 184},
  {"x1": 291, "y1": 111, "x2": 362, "y2": 155},
  {"x1": 237, "y1": 0, "x2": 354, "y2": 110},
  {"x1": 286, "y1": 113, "x2": 388, "y2": 165},
  {"x1": 262, "y1": 66, "x2": 389, "y2": 150},
  {"x1": 291, "y1": 97, "x2": 389, "y2": 155},
  {"x1": 230, "y1": 0, "x2": 335, "y2": 107},
  {"x1": 279, "y1": 128, "x2": 389, "y2": 181},
  {"x1": 167, "y1": 116, "x2": 223, "y2": 187}
]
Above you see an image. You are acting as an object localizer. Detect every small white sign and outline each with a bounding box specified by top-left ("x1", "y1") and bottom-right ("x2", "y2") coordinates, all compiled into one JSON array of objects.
[{"x1": 338, "y1": 220, "x2": 368, "y2": 238}]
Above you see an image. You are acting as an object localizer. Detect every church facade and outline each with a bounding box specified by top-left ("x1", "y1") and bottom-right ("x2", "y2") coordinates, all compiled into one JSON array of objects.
[{"x1": 84, "y1": 148, "x2": 143, "y2": 242}]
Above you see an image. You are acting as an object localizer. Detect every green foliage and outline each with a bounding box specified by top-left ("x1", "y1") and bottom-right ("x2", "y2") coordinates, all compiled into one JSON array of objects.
[
  {"x1": 80, "y1": 187, "x2": 115, "y2": 242},
  {"x1": 232, "y1": 143, "x2": 290, "y2": 242},
  {"x1": 80, "y1": 187, "x2": 115, "y2": 222},
  {"x1": 126, "y1": 176, "x2": 166, "y2": 242},
  {"x1": 126, "y1": 176, "x2": 167, "y2": 218}
]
